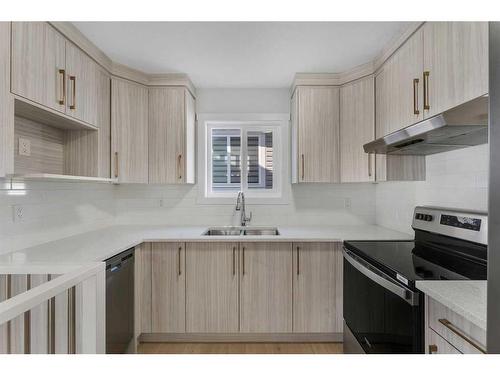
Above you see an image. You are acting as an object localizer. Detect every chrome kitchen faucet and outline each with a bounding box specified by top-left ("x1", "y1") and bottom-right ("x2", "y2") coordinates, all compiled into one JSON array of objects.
[{"x1": 235, "y1": 191, "x2": 252, "y2": 226}]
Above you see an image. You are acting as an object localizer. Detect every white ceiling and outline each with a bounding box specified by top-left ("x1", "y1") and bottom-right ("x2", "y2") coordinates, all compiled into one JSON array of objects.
[{"x1": 73, "y1": 22, "x2": 410, "y2": 88}]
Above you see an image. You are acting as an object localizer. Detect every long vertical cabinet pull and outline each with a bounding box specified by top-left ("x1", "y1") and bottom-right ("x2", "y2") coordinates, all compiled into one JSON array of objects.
[
  {"x1": 69, "y1": 76, "x2": 76, "y2": 110},
  {"x1": 6, "y1": 275, "x2": 11, "y2": 354},
  {"x1": 296, "y1": 246, "x2": 300, "y2": 275},
  {"x1": 178, "y1": 246, "x2": 182, "y2": 276},
  {"x1": 413, "y1": 78, "x2": 420, "y2": 115},
  {"x1": 114, "y1": 152, "x2": 119, "y2": 179},
  {"x1": 423, "y1": 71, "x2": 430, "y2": 110},
  {"x1": 58, "y1": 69, "x2": 66, "y2": 105},
  {"x1": 177, "y1": 154, "x2": 183, "y2": 181},
  {"x1": 301, "y1": 154, "x2": 305, "y2": 181},
  {"x1": 232, "y1": 247, "x2": 236, "y2": 276},
  {"x1": 242, "y1": 247, "x2": 245, "y2": 275},
  {"x1": 368, "y1": 153, "x2": 372, "y2": 178}
]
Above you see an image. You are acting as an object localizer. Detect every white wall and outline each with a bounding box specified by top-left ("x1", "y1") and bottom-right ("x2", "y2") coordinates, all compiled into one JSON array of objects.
[{"x1": 375, "y1": 144, "x2": 489, "y2": 234}]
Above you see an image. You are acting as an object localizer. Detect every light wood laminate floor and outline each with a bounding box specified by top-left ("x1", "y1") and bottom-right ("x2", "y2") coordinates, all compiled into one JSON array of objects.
[{"x1": 137, "y1": 342, "x2": 343, "y2": 354}]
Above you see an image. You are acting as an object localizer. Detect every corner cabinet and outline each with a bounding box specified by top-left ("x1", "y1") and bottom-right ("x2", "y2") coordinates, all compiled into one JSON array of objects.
[
  {"x1": 148, "y1": 87, "x2": 196, "y2": 184},
  {"x1": 340, "y1": 77, "x2": 375, "y2": 183},
  {"x1": 111, "y1": 77, "x2": 149, "y2": 183},
  {"x1": 291, "y1": 86, "x2": 340, "y2": 183}
]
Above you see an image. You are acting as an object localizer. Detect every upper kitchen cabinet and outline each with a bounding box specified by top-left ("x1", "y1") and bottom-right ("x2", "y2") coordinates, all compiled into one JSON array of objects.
[
  {"x1": 422, "y1": 22, "x2": 488, "y2": 118},
  {"x1": 340, "y1": 76, "x2": 375, "y2": 183},
  {"x1": 111, "y1": 77, "x2": 149, "y2": 183},
  {"x1": 149, "y1": 87, "x2": 196, "y2": 184},
  {"x1": 375, "y1": 27, "x2": 424, "y2": 138},
  {"x1": 64, "y1": 41, "x2": 102, "y2": 127},
  {"x1": 11, "y1": 22, "x2": 104, "y2": 129},
  {"x1": 11, "y1": 22, "x2": 66, "y2": 114},
  {"x1": 291, "y1": 86, "x2": 340, "y2": 183}
]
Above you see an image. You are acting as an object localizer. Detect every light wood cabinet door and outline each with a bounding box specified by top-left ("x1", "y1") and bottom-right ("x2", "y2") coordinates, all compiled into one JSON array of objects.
[
  {"x1": 293, "y1": 242, "x2": 343, "y2": 333},
  {"x1": 151, "y1": 243, "x2": 186, "y2": 333},
  {"x1": 149, "y1": 87, "x2": 193, "y2": 184},
  {"x1": 186, "y1": 242, "x2": 239, "y2": 333},
  {"x1": 340, "y1": 77, "x2": 375, "y2": 183},
  {"x1": 375, "y1": 27, "x2": 423, "y2": 138},
  {"x1": 240, "y1": 242, "x2": 292, "y2": 333},
  {"x1": 65, "y1": 41, "x2": 100, "y2": 127},
  {"x1": 111, "y1": 78, "x2": 148, "y2": 183},
  {"x1": 296, "y1": 86, "x2": 340, "y2": 183},
  {"x1": 423, "y1": 22, "x2": 488, "y2": 118},
  {"x1": 11, "y1": 22, "x2": 66, "y2": 113}
]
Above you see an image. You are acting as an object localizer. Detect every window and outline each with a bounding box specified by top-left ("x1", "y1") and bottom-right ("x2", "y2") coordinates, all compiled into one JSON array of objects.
[{"x1": 200, "y1": 115, "x2": 286, "y2": 201}]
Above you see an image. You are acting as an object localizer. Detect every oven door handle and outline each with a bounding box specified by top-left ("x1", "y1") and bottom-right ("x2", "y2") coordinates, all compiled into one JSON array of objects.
[{"x1": 343, "y1": 248, "x2": 419, "y2": 306}]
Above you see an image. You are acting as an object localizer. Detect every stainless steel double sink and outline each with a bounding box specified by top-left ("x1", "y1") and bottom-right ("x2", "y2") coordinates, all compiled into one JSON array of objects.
[{"x1": 203, "y1": 226, "x2": 280, "y2": 236}]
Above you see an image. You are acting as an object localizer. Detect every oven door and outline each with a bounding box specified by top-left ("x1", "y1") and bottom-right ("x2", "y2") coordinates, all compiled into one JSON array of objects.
[{"x1": 343, "y1": 248, "x2": 423, "y2": 353}]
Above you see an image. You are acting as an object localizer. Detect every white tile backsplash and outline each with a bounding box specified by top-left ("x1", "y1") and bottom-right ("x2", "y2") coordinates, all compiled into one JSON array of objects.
[
  {"x1": 375, "y1": 144, "x2": 489, "y2": 234},
  {"x1": 114, "y1": 183, "x2": 377, "y2": 227}
]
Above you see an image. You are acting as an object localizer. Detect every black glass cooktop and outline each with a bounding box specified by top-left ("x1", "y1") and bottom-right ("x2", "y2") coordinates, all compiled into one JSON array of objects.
[{"x1": 343, "y1": 236, "x2": 487, "y2": 289}]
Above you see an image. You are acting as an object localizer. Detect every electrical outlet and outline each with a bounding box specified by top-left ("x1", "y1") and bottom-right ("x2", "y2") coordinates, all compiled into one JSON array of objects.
[
  {"x1": 14, "y1": 206, "x2": 24, "y2": 221},
  {"x1": 18, "y1": 138, "x2": 31, "y2": 156}
]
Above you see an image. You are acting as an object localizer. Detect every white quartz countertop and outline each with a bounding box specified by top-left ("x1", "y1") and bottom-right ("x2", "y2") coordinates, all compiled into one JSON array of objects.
[
  {"x1": 0, "y1": 224, "x2": 411, "y2": 265},
  {"x1": 416, "y1": 280, "x2": 487, "y2": 330}
]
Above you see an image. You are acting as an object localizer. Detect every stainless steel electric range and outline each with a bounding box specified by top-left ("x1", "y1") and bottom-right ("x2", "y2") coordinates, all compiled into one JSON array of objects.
[{"x1": 342, "y1": 206, "x2": 488, "y2": 354}]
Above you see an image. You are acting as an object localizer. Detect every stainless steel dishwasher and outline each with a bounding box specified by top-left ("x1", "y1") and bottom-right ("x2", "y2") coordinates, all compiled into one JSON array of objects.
[{"x1": 105, "y1": 248, "x2": 134, "y2": 354}]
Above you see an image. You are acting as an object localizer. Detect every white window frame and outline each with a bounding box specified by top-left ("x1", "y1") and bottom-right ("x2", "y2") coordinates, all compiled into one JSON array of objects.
[{"x1": 197, "y1": 113, "x2": 290, "y2": 205}]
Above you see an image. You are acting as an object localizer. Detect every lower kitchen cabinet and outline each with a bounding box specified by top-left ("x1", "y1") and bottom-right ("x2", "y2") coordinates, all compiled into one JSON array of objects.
[
  {"x1": 292, "y1": 242, "x2": 343, "y2": 333},
  {"x1": 151, "y1": 243, "x2": 186, "y2": 333},
  {"x1": 186, "y1": 242, "x2": 239, "y2": 333},
  {"x1": 427, "y1": 329, "x2": 461, "y2": 354},
  {"x1": 239, "y1": 242, "x2": 293, "y2": 333}
]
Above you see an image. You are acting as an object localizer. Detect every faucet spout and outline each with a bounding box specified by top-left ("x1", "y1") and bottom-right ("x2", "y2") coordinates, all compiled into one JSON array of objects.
[{"x1": 236, "y1": 191, "x2": 252, "y2": 226}]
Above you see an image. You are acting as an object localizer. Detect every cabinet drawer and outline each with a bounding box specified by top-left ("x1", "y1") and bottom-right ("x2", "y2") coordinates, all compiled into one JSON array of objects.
[
  {"x1": 427, "y1": 298, "x2": 486, "y2": 354},
  {"x1": 427, "y1": 328, "x2": 461, "y2": 354}
]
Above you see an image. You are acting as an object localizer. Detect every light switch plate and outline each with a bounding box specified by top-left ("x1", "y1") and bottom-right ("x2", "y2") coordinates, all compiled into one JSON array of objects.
[{"x1": 18, "y1": 138, "x2": 31, "y2": 156}]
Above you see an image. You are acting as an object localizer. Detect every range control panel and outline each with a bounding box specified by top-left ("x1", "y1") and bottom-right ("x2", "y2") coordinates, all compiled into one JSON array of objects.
[{"x1": 412, "y1": 206, "x2": 487, "y2": 245}]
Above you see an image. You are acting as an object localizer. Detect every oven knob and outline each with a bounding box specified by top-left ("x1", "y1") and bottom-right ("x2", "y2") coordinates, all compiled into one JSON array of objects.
[{"x1": 425, "y1": 215, "x2": 433, "y2": 222}]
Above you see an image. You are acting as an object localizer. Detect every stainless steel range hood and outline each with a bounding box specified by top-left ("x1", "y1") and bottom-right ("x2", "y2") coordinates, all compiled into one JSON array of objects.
[{"x1": 363, "y1": 96, "x2": 489, "y2": 155}]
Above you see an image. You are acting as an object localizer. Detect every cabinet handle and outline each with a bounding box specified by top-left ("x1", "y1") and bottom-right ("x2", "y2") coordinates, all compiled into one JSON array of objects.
[
  {"x1": 301, "y1": 154, "x2": 305, "y2": 181},
  {"x1": 178, "y1": 246, "x2": 182, "y2": 276},
  {"x1": 242, "y1": 247, "x2": 245, "y2": 275},
  {"x1": 438, "y1": 318, "x2": 487, "y2": 353},
  {"x1": 177, "y1": 154, "x2": 183, "y2": 180},
  {"x1": 423, "y1": 71, "x2": 430, "y2": 110},
  {"x1": 296, "y1": 246, "x2": 300, "y2": 275},
  {"x1": 368, "y1": 153, "x2": 372, "y2": 178},
  {"x1": 232, "y1": 246, "x2": 236, "y2": 276},
  {"x1": 69, "y1": 75, "x2": 76, "y2": 110},
  {"x1": 428, "y1": 344, "x2": 438, "y2": 354},
  {"x1": 413, "y1": 78, "x2": 420, "y2": 115},
  {"x1": 58, "y1": 69, "x2": 66, "y2": 105},
  {"x1": 114, "y1": 152, "x2": 119, "y2": 178}
]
